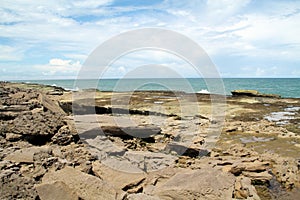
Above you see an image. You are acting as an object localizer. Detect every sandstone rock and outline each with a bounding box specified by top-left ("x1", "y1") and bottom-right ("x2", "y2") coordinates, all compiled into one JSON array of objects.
[
  {"x1": 242, "y1": 171, "x2": 273, "y2": 184},
  {"x1": 32, "y1": 165, "x2": 47, "y2": 180},
  {"x1": 192, "y1": 136, "x2": 205, "y2": 145},
  {"x1": 153, "y1": 167, "x2": 235, "y2": 199},
  {"x1": 85, "y1": 135, "x2": 127, "y2": 159},
  {"x1": 270, "y1": 156, "x2": 300, "y2": 189},
  {"x1": 53, "y1": 144, "x2": 96, "y2": 174},
  {"x1": 125, "y1": 193, "x2": 160, "y2": 200},
  {"x1": 142, "y1": 167, "x2": 181, "y2": 195},
  {"x1": 47, "y1": 91, "x2": 64, "y2": 95},
  {"x1": 226, "y1": 126, "x2": 238, "y2": 132},
  {"x1": 101, "y1": 156, "x2": 148, "y2": 174},
  {"x1": 147, "y1": 142, "x2": 167, "y2": 152},
  {"x1": 0, "y1": 160, "x2": 11, "y2": 170},
  {"x1": 123, "y1": 151, "x2": 176, "y2": 172},
  {"x1": 244, "y1": 161, "x2": 270, "y2": 172},
  {"x1": 229, "y1": 161, "x2": 269, "y2": 175},
  {"x1": 36, "y1": 181, "x2": 79, "y2": 200},
  {"x1": 221, "y1": 144, "x2": 259, "y2": 158},
  {"x1": 0, "y1": 161, "x2": 38, "y2": 199},
  {"x1": 0, "y1": 84, "x2": 76, "y2": 146},
  {"x1": 42, "y1": 166, "x2": 124, "y2": 200},
  {"x1": 7, "y1": 111, "x2": 66, "y2": 145},
  {"x1": 101, "y1": 125, "x2": 161, "y2": 139},
  {"x1": 5, "y1": 133, "x2": 22, "y2": 141},
  {"x1": 38, "y1": 93, "x2": 65, "y2": 114},
  {"x1": 233, "y1": 176, "x2": 261, "y2": 200},
  {"x1": 0, "y1": 105, "x2": 30, "y2": 112},
  {"x1": 164, "y1": 142, "x2": 204, "y2": 157},
  {"x1": 51, "y1": 125, "x2": 79, "y2": 145},
  {"x1": 92, "y1": 161, "x2": 146, "y2": 193},
  {"x1": 4, "y1": 146, "x2": 52, "y2": 164}
]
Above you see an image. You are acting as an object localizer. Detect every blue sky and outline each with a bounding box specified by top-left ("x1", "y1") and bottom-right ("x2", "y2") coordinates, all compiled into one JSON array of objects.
[{"x1": 0, "y1": 0, "x2": 300, "y2": 80}]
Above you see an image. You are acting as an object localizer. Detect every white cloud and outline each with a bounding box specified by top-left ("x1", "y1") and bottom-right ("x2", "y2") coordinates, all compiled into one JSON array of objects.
[
  {"x1": 63, "y1": 53, "x2": 88, "y2": 60},
  {"x1": 205, "y1": 0, "x2": 251, "y2": 24},
  {"x1": 103, "y1": 50, "x2": 202, "y2": 78},
  {"x1": 34, "y1": 58, "x2": 81, "y2": 76},
  {"x1": 292, "y1": 70, "x2": 300, "y2": 76},
  {"x1": 0, "y1": 45, "x2": 23, "y2": 61},
  {"x1": 72, "y1": 0, "x2": 113, "y2": 9},
  {"x1": 235, "y1": 14, "x2": 300, "y2": 44}
]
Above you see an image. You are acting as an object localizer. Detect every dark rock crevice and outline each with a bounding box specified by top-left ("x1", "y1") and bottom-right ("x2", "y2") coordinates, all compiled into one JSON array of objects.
[{"x1": 61, "y1": 101, "x2": 179, "y2": 118}]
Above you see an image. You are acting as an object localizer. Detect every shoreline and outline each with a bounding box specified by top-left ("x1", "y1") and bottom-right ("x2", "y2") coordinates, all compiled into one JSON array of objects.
[
  {"x1": 5, "y1": 78, "x2": 300, "y2": 98},
  {"x1": 4, "y1": 80, "x2": 300, "y2": 100}
]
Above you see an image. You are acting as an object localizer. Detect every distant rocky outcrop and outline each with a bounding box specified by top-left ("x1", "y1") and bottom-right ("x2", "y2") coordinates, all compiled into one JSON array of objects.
[{"x1": 231, "y1": 90, "x2": 281, "y2": 98}]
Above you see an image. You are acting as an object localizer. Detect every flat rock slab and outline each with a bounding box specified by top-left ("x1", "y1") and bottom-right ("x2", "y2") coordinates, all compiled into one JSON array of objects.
[
  {"x1": 41, "y1": 166, "x2": 124, "y2": 200},
  {"x1": 36, "y1": 181, "x2": 79, "y2": 200},
  {"x1": 123, "y1": 151, "x2": 177, "y2": 172},
  {"x1": 86, "y1": 135, "x2": 126, "y2": 159},
  {"x1": 92, "y1": 161, "x2": 146, "y2": 192},
  {"x1": 96, "y1": 151, "x2": 177, "y2": 174},
  {"x1": 4, "y1": 146, "x2": 51, "y2": 163},
  {"x1": 153, "y1": 167, "x2": 235, "y2": 200}
]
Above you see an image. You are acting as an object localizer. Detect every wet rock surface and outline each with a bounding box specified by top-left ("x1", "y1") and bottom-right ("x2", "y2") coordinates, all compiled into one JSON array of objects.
[{"x1": 0, "y1": 81, "x2": 299, "y2": 199}]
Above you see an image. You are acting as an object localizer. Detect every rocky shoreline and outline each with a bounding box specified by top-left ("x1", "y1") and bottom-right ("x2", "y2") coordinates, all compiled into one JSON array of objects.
[{"x1": 0, "y1": 81, "x2": 299, "y2": 199}]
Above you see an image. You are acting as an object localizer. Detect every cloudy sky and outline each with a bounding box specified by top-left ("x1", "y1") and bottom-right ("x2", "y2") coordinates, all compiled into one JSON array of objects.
[{"x1": 1, "y1": 0, "x2": 300, "y2": 80}]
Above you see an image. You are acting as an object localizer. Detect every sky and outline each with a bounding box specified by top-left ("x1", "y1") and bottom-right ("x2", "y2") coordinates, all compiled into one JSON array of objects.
[{"x1": 0, "y1": 0, "x2": 300, "y2": 80}]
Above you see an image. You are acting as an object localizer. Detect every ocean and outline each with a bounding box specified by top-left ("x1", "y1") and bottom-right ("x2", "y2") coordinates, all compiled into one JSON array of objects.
[{"x1": 14, "y1": 78, "x2": 300, "y2": 98}]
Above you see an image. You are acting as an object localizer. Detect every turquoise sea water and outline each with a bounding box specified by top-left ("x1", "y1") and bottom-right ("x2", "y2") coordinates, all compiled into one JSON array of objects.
[{"x1": 14, "y1": 78, "x2": 300, "y2": 98}]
